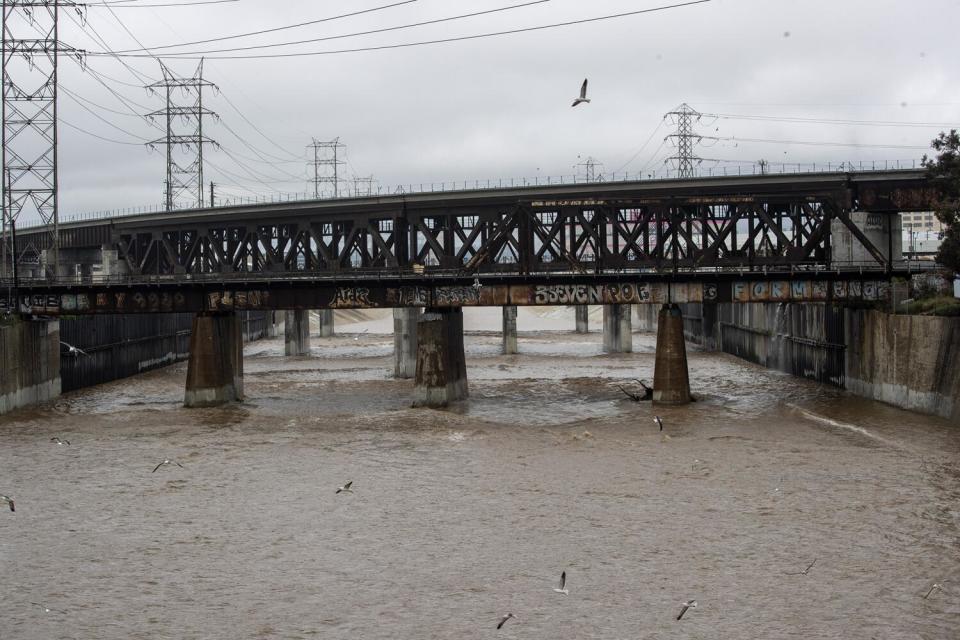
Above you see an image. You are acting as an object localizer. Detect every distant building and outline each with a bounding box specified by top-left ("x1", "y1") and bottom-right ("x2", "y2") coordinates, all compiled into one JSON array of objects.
[{"x1": 900, "y1": 211, "x2": 944, "y2": 233}]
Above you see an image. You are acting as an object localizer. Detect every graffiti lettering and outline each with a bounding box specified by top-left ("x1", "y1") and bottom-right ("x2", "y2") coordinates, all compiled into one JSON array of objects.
[
  {"x1": 534, "y1": 284, "x2": 603, "y2": 305},
  {"x1": 434, "y1": 286, "x2": 479, "y2": 306},
  {"x1": 331, "y1": 287, "x2": 372, "y2": 308}
]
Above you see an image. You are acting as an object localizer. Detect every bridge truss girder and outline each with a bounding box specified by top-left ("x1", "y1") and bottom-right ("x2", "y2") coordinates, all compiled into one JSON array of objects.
[{"x1": 110, "y1": 193, "x2": 887, "y2": 278}]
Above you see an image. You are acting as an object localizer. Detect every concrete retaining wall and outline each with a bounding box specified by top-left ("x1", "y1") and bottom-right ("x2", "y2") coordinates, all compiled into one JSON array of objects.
[
  {"x1": 0, "y1": 318, "x2": 61, "y2": 414},
  {"x1": 845, "y1": 310, "x2": 960, "y2": 422},
  {"x1": 678, "y1": 302, "x2": 960, "y2": 422}
]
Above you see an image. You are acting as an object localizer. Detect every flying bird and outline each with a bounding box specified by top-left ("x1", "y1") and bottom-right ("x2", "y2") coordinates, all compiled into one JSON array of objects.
[
  {"x1": 1, "y1": 495, "x2": 13, "y2": 512},
  {"x1": 353, "y1": 329, "x2": 368, "y2": 342},
  {"x1": 553, "y1": 570, "x2": 569, "y2": 595},
  {"x1": 152, "y1": 459, "x2": 184, "y2": 473},
  {"x1": 497, "y1": 613, "x2": 517, "y2": 629},
  {"x1": 571, "y1": 78, "x2": 590, "y2": 107},
  {"x1": 654, "y1": 416, "x2": 664, "y2": 432},
  {"x1": 336, "y1": 481, "x2": 353, "y2": 494},
  {"x1": 787, "y1": 558, "x2": 817, "y2": 576},
  {"x1": 31, "y1": 603, "x2": 67, "y2": 614},
  {"x1": 60, "y1": 341, "x2": 87, "y2": 356},
  {"x1": 50, "y1": 436, "x2": 70, "y2": 446},
  {"x1": 676, "y1": 600, "x2": 698, "y2": 620},
  {"x1": 923, "y1": 583, "x2": 942, "y2": 599}
]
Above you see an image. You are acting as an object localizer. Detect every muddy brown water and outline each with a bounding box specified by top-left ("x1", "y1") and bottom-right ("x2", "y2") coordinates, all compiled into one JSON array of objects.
[{"x1": 1, "y1": 331, "x2": 958, "y2": 639}]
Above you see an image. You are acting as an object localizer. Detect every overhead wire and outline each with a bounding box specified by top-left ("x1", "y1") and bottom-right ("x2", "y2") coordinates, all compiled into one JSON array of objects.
[
  {"x1": 87, "y1": 0, "x2": 714, "y2": 60},
  {"x1": 117, "y1": 0, "x2": 553, "y2": 57},
  {"x1": 109, "y1": 0, "x2": 420, "y2": 53}
]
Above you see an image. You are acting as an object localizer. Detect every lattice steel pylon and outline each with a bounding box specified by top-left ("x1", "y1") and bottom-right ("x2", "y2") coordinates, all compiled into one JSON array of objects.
[
  {"x1": 665, "y1": 103, "x2": 702, "y2": 178},
  {"x1": 2, "y1": 1, "x2": 83, "y2": 281},
  {"x1": 307, "y1": 137, "x2": 344, "y2": 198},
  {"x1": 147, "y1": 60, "x2": 218, "y2": 211}
]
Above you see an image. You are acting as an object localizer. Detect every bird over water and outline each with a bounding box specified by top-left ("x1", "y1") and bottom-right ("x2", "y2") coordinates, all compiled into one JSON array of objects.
[
  {"x1": 152, "y1": 459, "x2": 184, "y2": 473},
  {"x1": 553, "y1": 570, "x2": 569, "y2": 595}
]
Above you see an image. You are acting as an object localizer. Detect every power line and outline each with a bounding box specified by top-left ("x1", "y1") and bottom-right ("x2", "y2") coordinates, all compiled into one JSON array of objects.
[
  {"x1": 715, "y1": 136, "x2": 930, "y2": 150},
  {"x1": 117, "y1": 0, "x2": 552, "y2": 57},
  {"x1": 88, "y1": 0, "x2": 714, "y2": 59},
  {"x1": 109, "y1": 0, "x2": 419, "y2": 53},
  {"x1": 89, "y1": 0, "x2": 242, "y2": 7},
  {"x1": 706, "y1": 112, "x2": 960, "y2": 129}
]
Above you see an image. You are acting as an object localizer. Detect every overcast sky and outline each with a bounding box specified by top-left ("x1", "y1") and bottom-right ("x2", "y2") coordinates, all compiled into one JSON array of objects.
[{"x1": 10, "y1": 0, "x2": 960, "y2": 219}]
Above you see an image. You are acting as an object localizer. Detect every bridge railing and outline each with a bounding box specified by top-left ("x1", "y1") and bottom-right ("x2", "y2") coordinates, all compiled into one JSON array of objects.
[{"x1": 15, "y1": 159, "x2": 923, "y2": 230}]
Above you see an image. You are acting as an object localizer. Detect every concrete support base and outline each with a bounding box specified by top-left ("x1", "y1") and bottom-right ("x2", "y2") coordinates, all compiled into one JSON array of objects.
[
  {"x1": 284, "y1": 310, "x2": 311, "y2": 356},
  {"x1": 412, "y1": 307, "x2": 468, "y2": 407},
  {"x1": 317, "y1": 309, "x2": 334, "y2": 338},
  {"x1": 653, "y1": 304, "x2": 691, "y2": 405},
  {"x1": 393, "y1": 307, "x2": 420, "y2": 379},
  {"x1": 184, "y1": 312, "x2": 243, "y2": 408},
  {"x1": 603, "y1": 304, "x2": 632, "y2": 353},
  {"x1": 502, "y1": 305, "x2": 518, "y2": 354},
  {"x1": 575, "y1": 305, "x2": 589, "y2": 334}
]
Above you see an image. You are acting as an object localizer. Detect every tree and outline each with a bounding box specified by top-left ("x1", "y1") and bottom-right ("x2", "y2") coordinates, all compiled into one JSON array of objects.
[{"x1": 922, "y1": 130, "x2": 960, "y2": 273}]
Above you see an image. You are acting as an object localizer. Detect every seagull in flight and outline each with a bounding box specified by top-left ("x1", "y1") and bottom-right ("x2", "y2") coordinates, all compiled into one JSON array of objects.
[
  {"x1": 571, "y1": 78, "x2": 590, "y2": 107},
  {"x1": 353, "y1": 329, "x2": 368, "y2": 342},
  {"x1": 654, "y1": 416, "x2": 664, "y2": 432},
  {"x1": 1, "y1": 495, "x2": 14, "y2": 512},
  {"x1": 787, "y1": 558, "x2": 817, "y2": 576},
  {"x1": 676, "y1": 600, "x2": 698, "y2": 620},
  {"x1": 152, "y1": 459, "x2": 184, "y2": 473},
  {"x1": 50, "y1": 436, "x2": 70, "y2": 446},
  {"x1": 923, "y1": 583, "x2": 943, "y2": 599},
  {"x1": 336, "y1": 481, "x2": 353, "y2": 494},
  {"x1": 553, "y1": 570, "x2": 569, "y2": 595},
  {"x1": 497, "y1": 613, "x2": 517, "y2": 629},
  {"x1": 60, "y1": 341, "x2": 87, "y2": 356},
  {"x1": 31, "y1": 603, "x2": 67, "y2": 614}
]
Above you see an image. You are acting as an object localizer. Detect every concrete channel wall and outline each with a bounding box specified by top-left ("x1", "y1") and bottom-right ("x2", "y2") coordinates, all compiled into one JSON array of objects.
[
  {"x1": 0, "y1": 318, "x2": 61, "y2": 414},
  {"x1": 679, "y1": 302, "x2": 960, "y2": 422},
  {"x1": 59, "y1": 311, "x2": 271, "y2": 392}
]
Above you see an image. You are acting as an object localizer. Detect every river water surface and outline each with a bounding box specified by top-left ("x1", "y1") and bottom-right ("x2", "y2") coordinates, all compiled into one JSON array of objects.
[{"x1": 1, "y1": 322, "x2": 958, "y2": 639}]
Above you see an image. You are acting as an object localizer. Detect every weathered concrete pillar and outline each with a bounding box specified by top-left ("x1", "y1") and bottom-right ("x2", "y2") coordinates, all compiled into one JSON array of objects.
[
  {"x1": 184, "y1": 312, "x2": 243, "y2": 408},
  {"x1": 653, "y1": 304, "x2": 691, "y2": 405},
  {"x1": 575, "y1": 305, "x2": 589, "y2": 333},
  {"x1": 284, "y1": 310, "x2": 311, "y2": 356},
  {"x1": 264, "y1": 311, "x2": 278, "y2": 338},
  {"x1": 602, "y1": 304, "x2": 632, "y2": 353},
  {"x1": 0, "y1": 318, "x2": 61, "y2": 415},
  {"x1": 412, "y1": 307, "x2": 468, "y2": 407},
  {"x1": 317, "y1": 309, "x2": 335, "y2": 338},
  {"x1": 393, "y1": 307, "x2": 420, "y2": 379},
  {"x1": 502, "y1": 305, "x2": 518, "y2": 354}
]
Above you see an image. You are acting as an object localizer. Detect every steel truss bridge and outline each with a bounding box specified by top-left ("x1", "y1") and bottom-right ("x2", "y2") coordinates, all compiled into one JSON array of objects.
[{"x1": 3, "y1": 169, "x2": 936, "y2": 315}]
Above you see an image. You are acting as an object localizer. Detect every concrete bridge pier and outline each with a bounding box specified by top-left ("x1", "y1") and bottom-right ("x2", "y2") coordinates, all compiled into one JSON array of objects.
[
  {"x1": 317, "y1": 309, "x2": 335, "y2": 338},
  {"x1": 652, "y1": 304, "x2": 691, "y2": 405},
  {"x1": 575, "y1": 305, "x2": 589, "y2": 334},
  {"x1": 393, "y1": 307, "x2": 420, "y2": 379},
  {"x1": 184, "y1": 312, "x2": 244, "y2": 408},
  {"x1": 603, "y1": 304, "x2": 632, "y2": 353},
  {"x1": 284, "y1": 310, "x2": 311, "y2": 356},
  {"x1": 0, "y1": 317, "x2": 61, "y2": 415},
  {"x1": 502, "y1": 305, "x2": 518, "y2": 354},
  {"x1": 264, "y1": 311, "x2": 279, "y2": 338},
  {"x1": 412, "y1": 307, "x2": 468, "y2": 407}
]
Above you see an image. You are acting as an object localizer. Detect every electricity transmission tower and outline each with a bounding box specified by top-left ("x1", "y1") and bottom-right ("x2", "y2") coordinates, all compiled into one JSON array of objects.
[
  {"x1": 351, "y1": 175, "x2": 374, "y2": 197},
  {"x1": 665, "y1": 103, "x2": 705, "y2": 178},
  {"x1": 2, "y1": 1, "x2": 83, "y2": 280},
  {"x1": 574, "y1": 156, "x2": 603, "y2": 182},
  {"x1": 147, "y1": 60, "x2": 218, "y2": 211},
  {"x1": 307, "y1": 137, "x2": 344, "y2": 198}
]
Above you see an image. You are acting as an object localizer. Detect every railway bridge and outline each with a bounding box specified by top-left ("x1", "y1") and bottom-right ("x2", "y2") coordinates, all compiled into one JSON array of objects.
[{"x1": 1, "y1": 169, "x2": 937, "y2": 410}]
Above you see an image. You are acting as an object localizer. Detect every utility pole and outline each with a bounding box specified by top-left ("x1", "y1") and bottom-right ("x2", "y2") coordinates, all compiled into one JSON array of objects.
[
  {"x1": 665, "y1": 103, "x2": 709, "y2": 178},
  {"x1": 2, "y1": 1, "x2": 83, "y2": 281},
  {"x1": 306, "y1": 137, "x2": 345, "y2": 198},
  {"x1": 352, "y1": 175, "x2": 374, "y2": 197},
  {"x1": 209, "y1": 181, "x2": 215, "y2": 207},
  {"x1": 147, "y1": 60, "x2": 218, "y2": 211}
]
